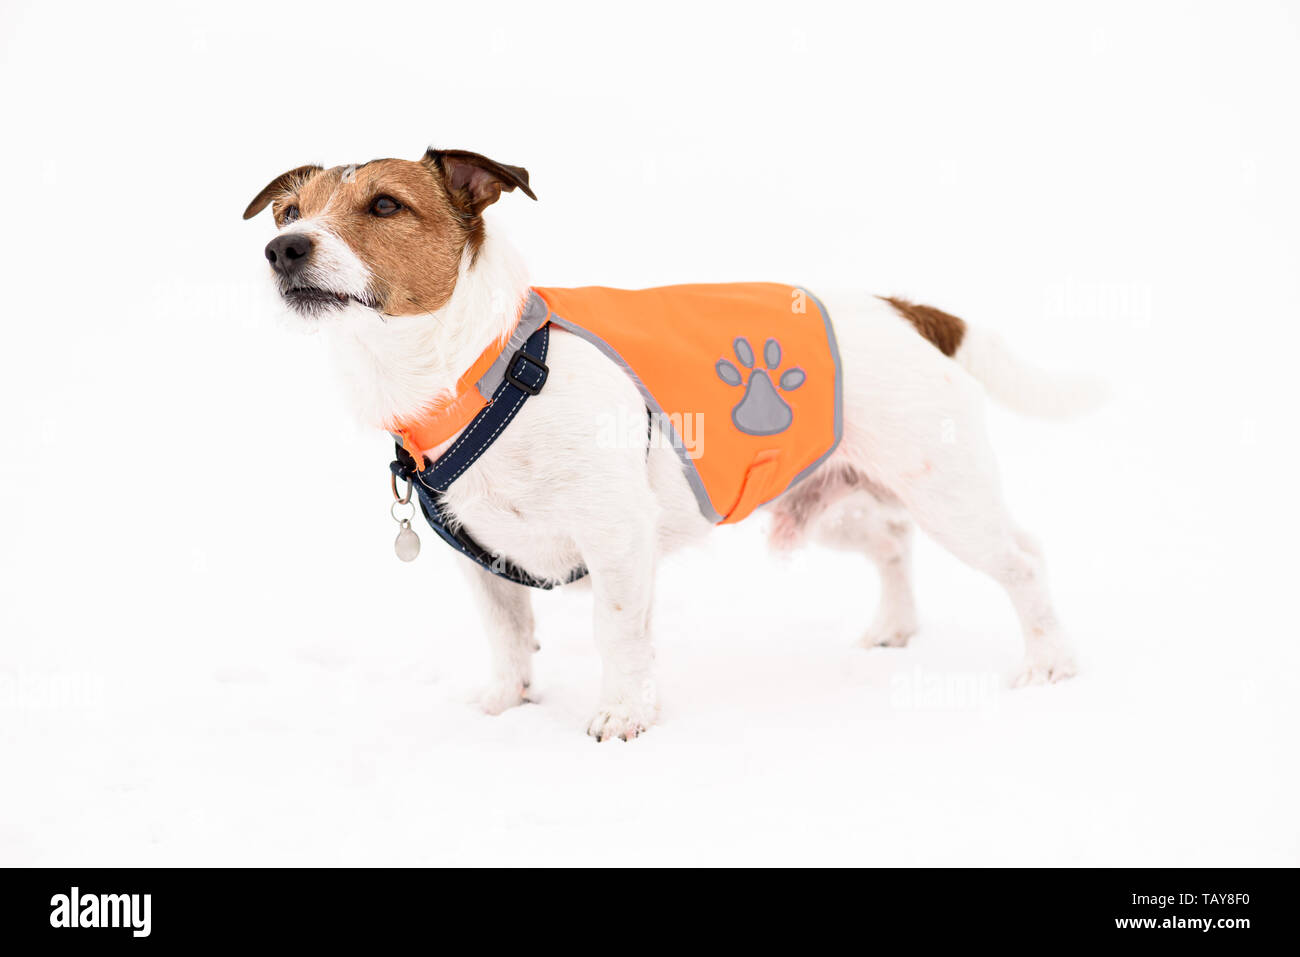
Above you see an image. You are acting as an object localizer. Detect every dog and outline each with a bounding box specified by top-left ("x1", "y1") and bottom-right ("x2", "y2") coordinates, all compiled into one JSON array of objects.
[{"x1": 245, "y1": 147, "x2": 1096, "y2": 741}]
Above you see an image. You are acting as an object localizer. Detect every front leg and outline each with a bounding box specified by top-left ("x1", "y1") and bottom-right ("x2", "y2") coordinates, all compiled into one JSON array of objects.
[
  {"x1": 460, "y1": 561, "x2": 537, "y2": 714},
  {"x1": 580, "y1": 518, "x2": 658, "y2": 742}
]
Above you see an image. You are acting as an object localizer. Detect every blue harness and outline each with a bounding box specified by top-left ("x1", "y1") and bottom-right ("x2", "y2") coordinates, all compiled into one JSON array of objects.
[{"x1": 388, "y1": 322, "x2": 590, "y2": 589}]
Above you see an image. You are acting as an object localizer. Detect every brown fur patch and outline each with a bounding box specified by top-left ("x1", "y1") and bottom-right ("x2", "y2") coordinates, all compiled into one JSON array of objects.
[{"x1": 881, "y1": 296, "x2": 967, "y2": 356}]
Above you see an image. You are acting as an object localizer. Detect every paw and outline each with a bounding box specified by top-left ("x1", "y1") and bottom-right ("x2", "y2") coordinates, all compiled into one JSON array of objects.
[
  {"x1": 716, "y1": 336, "x2": 806, "y2": 436},
  {"x1": 478, "y1": 677, "x2": 531, "y2": 715},
  {"x1": 859, "y1": 620, "x2": 918, "y2": 649},
  {"x1": 1011, "y1": 643, "x2": 1078, "y2": 687},
  {"x1": 586, "y1": 703, "x2": 654, "y2": 742}
]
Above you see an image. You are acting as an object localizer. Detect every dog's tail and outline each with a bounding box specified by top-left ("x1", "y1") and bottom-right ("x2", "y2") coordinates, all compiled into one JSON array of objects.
[
  {"x1": 883, "y1": 296, "x2": 1110, "y2": 419},
  {"x1": 954, "y1": 325, "x2": 1110, "y2": 419}
]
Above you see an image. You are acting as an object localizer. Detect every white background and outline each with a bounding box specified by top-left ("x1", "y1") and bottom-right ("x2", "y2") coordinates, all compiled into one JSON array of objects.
[{"x1": 1, "y1": 0, "x2": 1297, "y2": 865}]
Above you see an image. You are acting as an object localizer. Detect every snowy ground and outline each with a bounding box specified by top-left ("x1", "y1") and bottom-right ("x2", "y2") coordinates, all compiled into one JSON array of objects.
[
  {"x1": 2, "y1": 1, "x2": 1298, "y2": 865},
  {"x1": 4, "y1": 367, "x2": 1295, "y2": 866}
]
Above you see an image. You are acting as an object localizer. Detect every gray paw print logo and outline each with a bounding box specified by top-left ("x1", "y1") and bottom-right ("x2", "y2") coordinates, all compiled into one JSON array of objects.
[{"x1": 716, "y1": 337, "x2": 806, "y2": 435}]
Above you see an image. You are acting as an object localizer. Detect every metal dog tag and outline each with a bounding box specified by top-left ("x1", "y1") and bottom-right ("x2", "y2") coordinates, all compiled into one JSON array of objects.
[
  {"x1": 390, "y1": 475, "x2": 420, "y2": 562},
  {"x1": 394, "y1": 519, "x2": 421, "y2": 562}
]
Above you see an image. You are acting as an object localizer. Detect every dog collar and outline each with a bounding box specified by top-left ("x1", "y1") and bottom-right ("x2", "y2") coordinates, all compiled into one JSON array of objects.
[{"x1": 389, "y1": 290, "x2": 552, "y2": 469}]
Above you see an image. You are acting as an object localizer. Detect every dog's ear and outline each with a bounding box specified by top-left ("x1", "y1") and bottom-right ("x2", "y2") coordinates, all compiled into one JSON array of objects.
[
  {"x1": 242, "y1": 165, "x2": 322, "y2": 220},
  {"x1": 422, "y1": 148, "x2": 536, "y2": 217}
]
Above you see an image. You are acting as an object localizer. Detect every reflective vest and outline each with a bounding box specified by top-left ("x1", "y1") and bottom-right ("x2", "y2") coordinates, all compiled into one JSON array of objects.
[{"x1": 393, "y1": 283, "x2": 842, "y2": 525}]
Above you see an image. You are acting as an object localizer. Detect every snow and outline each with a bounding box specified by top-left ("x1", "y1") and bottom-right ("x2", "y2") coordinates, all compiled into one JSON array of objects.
[{"x1": 1, "y1": 0, "x2": 1297, "y2": 865}]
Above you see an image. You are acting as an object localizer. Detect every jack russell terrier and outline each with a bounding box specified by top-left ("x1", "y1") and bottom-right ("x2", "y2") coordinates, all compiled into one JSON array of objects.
[{"x1": 244, "y1": 147, "x2": 1097, "y2": 742}]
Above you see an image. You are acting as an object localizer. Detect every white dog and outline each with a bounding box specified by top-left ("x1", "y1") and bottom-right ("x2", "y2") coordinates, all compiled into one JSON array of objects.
[{"x1": 245, "y1": 148, "x2": 1097, "y2": 741}]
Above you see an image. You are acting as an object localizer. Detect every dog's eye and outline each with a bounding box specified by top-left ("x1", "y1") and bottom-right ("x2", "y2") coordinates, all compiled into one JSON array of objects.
[
  {"x1": 370, "y1": 196, "x2": 401, "y2": 217},
  {"x1": 282, "y1": 205, "x2": 300, "y2": 223}
]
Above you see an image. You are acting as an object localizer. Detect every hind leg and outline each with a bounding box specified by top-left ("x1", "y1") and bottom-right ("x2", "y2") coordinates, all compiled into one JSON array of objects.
[
  {"x1": 857, "y1": 384, "x2": 1077, "y2": 684},
  {"x1": 899, "y1": 468, "x2": 1075, "y2": 685},
  {"x1": 826, "y1": 295, "x2": 1077, "y2": 683},
  {"x1": 988, "y1": 535, "x2": 1076, "y2": 685},
  {"x1": 812, "y1": 491, "x2": 920, "y2": 649},
  {"x1": 918, "y1": 503, "x2": 1075, "y2": 684}
]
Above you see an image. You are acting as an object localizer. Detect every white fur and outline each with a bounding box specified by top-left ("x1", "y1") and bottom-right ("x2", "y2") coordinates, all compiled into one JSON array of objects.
[
  {"x1": 280, "y1": 219, "x2": 530, "y2": 438},
  {"x1": 956, "y1": 326, "x2": 1110, "y2": 419},
  {"x1": 277, "y1": 217, "x2": 373, "y2": 302},
  {"x1": 303, "y1": 222, "x2": 1085, "y2": 741}
]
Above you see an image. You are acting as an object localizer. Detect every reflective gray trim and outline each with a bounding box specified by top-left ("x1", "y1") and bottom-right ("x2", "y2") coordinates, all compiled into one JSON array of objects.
[
  {"x1": 546, "y1": 284, "x2": 842, "y2": 524},
  {"x1": 548, "y1": 312, "x2": 725, "y2": 524},
  {"x1": 476, "y1": 291, "x2": 552, "y2": 398},
  {"x1": 783, "y1": 287, "x2": 843, "y2": 496},
  {"x1": 385, "y1": 291, "x2": 553, "y2": 452}
]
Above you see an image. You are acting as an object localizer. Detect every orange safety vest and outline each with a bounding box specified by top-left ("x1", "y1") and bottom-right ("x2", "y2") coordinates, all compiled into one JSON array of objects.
[{"x1": 392, "y1": 283, "x2": 841, "y2": 525}]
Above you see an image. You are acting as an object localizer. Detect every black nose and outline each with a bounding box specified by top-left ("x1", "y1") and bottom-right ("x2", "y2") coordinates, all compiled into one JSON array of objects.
[{"x1": 264, "y1": 234, "x2": 313, "y2": 277}]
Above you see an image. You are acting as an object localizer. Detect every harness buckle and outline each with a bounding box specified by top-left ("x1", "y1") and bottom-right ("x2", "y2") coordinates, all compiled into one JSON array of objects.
[{"x1": 505, "y1": 349, "x2": 548, "y2": 396}]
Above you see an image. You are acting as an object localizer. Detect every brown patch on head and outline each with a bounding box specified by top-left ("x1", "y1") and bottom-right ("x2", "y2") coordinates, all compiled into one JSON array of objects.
[
  {"x1": 244, "y1": 150, "x2": 535, "y2": 316},
  {"x1": 881, "y1": 296, "x2": 967, "y2": 356},
  {"x1": 307, "y1": 159, "x2": 472, "y2": 315}
]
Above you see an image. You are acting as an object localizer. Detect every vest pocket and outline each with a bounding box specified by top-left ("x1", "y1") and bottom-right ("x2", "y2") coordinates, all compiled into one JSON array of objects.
[{"x1": 723, "y1": 449, "x2": 782, "y2": 524}]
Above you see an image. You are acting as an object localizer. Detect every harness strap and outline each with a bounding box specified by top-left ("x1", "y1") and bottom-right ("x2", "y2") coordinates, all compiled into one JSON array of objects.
[{"x1": 389, "y1": 322, "x2": 589, "y2": 590}]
